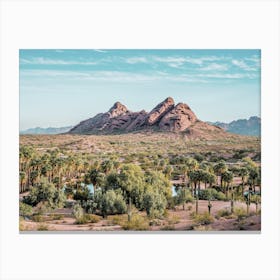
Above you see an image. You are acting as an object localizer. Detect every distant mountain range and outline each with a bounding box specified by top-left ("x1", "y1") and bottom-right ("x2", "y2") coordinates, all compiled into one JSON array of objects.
[
  {"x1": 209, "y1": 116, "x2": 261, "y2": 136},
  {"x1": 20, "y1": 126, "x2": 73, "y2": 135}
]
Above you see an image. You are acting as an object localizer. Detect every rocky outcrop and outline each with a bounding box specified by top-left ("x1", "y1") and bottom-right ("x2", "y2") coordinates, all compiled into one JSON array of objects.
[
  {"x1": 108, "y1": 102, "x2": 129, "y2": 118},
  {"x1": 158, "y1": 102, "x2": 197, "y2": 132},
  {"x1": 144, "y1": 97, "x2": 175, "y2": 126},
  {"x1": 69, "y1": 97, "x2": 228, "y2": 136}
]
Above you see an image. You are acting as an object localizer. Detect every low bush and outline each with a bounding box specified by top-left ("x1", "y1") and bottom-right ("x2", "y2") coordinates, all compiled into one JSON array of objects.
[
  {"x1": 107, "y1": 215, "x2": 126, "y2": 226},
  {"x1": 37, "y1": 223, "x2": 49, "y2": 231},
  {"x1": 76, "y1": 214, "x2": 101, "y2": 224},
  {"x1": 216, "y1": 208, "x2": 231, "y2": 219},
  {"x1": 122, "y1": 214, "x2": 149, "y2": 230},
  {"x1": 234, "y1": 207, "x2": 247, "y2": 221},
  {"x1": 32, "y1": 214, "x2": 44, "y2": 222},
  {"x1": 50, "y1": 214, "x2": 63, "y2": 220},
  {"x1": 193, "y1": 212, "x2": 214, "y2": 225},
  {"x1": 19, "y1": 202, "x2": 33, "y2": 217},
  {"x1": 198, "y1": 189, "x2": 227, "y2": 201}
]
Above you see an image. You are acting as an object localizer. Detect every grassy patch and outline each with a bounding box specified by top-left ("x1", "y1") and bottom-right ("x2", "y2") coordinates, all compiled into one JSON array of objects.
[{"x1": 122, "y1": 214, "x2": 149, "y2": 230}]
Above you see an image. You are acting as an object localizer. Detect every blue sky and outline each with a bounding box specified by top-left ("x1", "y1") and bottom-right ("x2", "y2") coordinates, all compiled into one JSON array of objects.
[{"x1": 20, "y1": 49, "x2": 260, "y2": 130}]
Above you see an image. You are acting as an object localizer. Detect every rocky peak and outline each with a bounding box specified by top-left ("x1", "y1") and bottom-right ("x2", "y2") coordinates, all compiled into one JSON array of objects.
[
  {"x1": 109, "y1": 101, "x2": 129, "y2": 118},
  {"x1": 145, "y1": 97, "x2": 175, "y2": 125},
  {"x1": 158, "y1": 102, "x2": 197, "y2": 131}
]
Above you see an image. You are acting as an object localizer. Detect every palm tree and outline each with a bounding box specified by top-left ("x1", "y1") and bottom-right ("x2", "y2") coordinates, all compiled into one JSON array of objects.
[
  {"x1": 221, "y1": 170, "x2": 233, "y2": 198},
  {"x1": 213, "y1": 161, "x2": 227, "y2": 189},
  {"x1": 239, "y1": 167, "x2": 249, "y2": 195},
  {"x1": 19, "y1": 171, "x2": 26, "y2": 193},
  {"x1": 248, "y1": 167, "x2": 259, "y2": 193},
  {"x1": 189, "y1": 170, "x2": 201, "y2": 214}
]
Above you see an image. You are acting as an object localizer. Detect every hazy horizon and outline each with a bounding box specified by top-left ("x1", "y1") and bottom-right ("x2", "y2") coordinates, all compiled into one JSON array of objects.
[{"x1": 20, "y1": 49, "x2": 261, "y2": 130}]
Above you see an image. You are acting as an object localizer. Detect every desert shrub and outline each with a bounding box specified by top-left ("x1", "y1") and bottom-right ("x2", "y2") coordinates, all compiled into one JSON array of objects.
[
  {"x1": 32, "y1": 214, "x2": 44, "y2": 222},
  {"x1": 216, "y1": 208, "x2": 231, "y2": 218},
  {"x1": 187, "y1": 205, "x2": 193, "y2": 211},
  {"x1": 73, "y1": 204, "x2": 84, "y2": 220},
  {"x1": 49, "y1": 214, "x2": 63, "y2": 220},
  {"x1": 107, "y1": 215, "x2": 127, "y2": 226},
  {"x1": 234, "y1": 207, "x2": 247, "y2": 221},
  {"x1": 75, "y1": 215, "x2": 88, "y2": 224},
  {"x1": 216, "y1": 191, "x2": 227, "y2": 201},
  {"x1": 122, "y1": 214, "x2": 149, "y2": 230},
  {"x1": 19, "y1": 202, "x2": 33, "y2": 217},
  {"x1": 73, "y1": 209, "x2": 100, "y2": 224},
  {"x1": 193, "y1": 212, "x2": 214, "y2": 225},
  {"x1": 86, "y1": 214, "x2": 101, "y2": 223},
  {"x1": 37, "y1": 223, "x2": 49, "y2": 231}
]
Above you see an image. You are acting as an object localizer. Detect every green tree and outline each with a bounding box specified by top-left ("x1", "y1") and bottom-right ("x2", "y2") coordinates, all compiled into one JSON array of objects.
[
  {"x1": 23, "y1": 178, "x2": 66, "y2": 209},
  {"x1": 98, "y1": 190, "x2": 127, "y2": 218},
  {"x1": 118, "y1": 164, "x2": 145, "y2": 220},
  {"x1": 142, "y1": 188, "x2": 167, "y2": 218}
]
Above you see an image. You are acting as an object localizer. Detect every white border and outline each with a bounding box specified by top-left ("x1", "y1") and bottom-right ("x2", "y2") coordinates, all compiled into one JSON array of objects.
[{"x1": 1, "y1": 1, "x2": 279, "y2": 280}]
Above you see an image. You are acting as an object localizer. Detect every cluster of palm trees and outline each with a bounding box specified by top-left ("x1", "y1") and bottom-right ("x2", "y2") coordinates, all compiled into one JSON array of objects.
[
  {"x1": 19, "y1": 146, "x2": 124, "y2": 194},
  {"x1": 20, "y1": 147, "x2": 90, "y2": 193},
  {"x1": 176, "y1": 156, "x2": 260, "y2": 202}
]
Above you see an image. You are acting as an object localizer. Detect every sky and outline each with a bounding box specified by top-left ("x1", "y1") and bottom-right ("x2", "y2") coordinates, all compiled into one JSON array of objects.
[{"x1": 19, "y1": 49, "x2": 261, "y2": 130}]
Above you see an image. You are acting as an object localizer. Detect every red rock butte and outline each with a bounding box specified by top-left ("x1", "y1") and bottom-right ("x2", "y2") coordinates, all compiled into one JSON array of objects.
[{"x1": 69, "y1": 97, "x2": 226, "y2": 138}]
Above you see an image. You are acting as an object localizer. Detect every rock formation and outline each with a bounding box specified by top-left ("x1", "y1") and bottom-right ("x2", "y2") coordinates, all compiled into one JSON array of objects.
[{"x1": 68, "y1": 97, "x2": 228, "y2": 137}]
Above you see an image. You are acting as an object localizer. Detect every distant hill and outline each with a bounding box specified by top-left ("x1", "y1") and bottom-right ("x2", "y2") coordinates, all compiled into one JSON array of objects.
[
  {"x1": 20, "y1": 126, "x2": 73, "y2": 135},
  {"x1": 210, "y1": 116, "x2": 261, "y2": 136}
]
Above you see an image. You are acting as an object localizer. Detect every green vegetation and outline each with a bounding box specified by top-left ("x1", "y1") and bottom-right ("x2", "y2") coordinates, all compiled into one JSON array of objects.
[{"x1": 19, "y1": 133, "x2": 261, "y2": 231}]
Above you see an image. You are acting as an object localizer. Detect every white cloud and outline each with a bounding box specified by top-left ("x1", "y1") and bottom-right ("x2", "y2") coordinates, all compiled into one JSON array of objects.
[
  {"x1": 125, "y1": 57, "x2": 148, "y2": 64},
  {"x1": 197, "y1": 73, "x2": 258, "y2": 79},
  {"x1": 20, "y1": 57, "x2": 98, "y2": 65},
  {"x1": 200, "y1": 63, "x2": 228, "y2": 71},
  {"x1": 232, "y1": 59, "x2": 258, "y2": 71}
]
